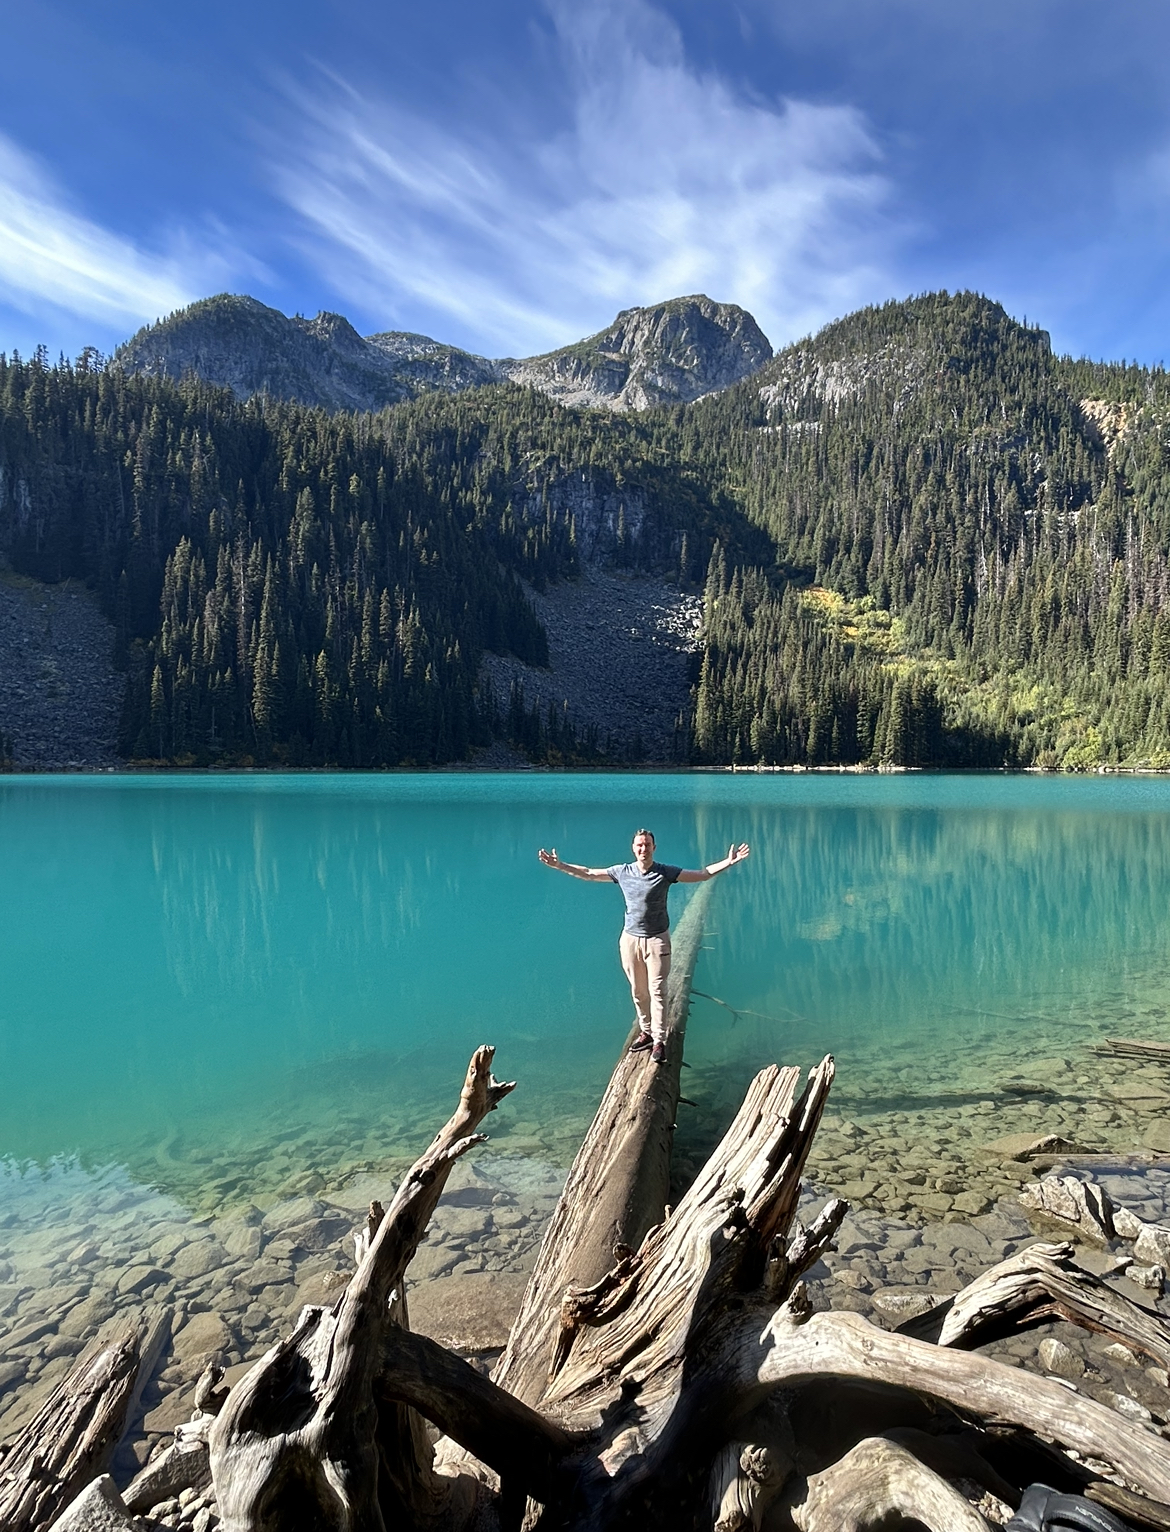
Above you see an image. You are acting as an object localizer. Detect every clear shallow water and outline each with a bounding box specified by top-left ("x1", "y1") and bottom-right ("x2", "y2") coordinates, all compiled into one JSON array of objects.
[{"x1": 4, "y1": 771, "x2": 1170, "y2": 1205}]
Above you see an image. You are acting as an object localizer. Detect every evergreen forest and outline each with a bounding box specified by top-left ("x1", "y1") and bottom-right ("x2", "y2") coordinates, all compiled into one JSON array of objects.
[{"x1": 3, "y1": 290, "x2": 1170, "y2": 769}]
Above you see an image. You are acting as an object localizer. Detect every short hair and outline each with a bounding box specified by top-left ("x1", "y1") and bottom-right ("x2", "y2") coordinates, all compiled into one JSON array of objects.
[{"x1": 633, "y1": 827, "x2": 656, "y2": 846}]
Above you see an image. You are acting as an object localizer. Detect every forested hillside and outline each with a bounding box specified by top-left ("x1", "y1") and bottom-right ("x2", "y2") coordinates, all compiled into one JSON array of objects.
[
  {"x1": 0, "y1": 356, "x2": 742, "y2": 765},
  {"x1": 4, "y1": 290, "x2": 1170, "y2": 769},
  {"x1": 683, "y1": 292, "x2": 1170, "y2": 767}
]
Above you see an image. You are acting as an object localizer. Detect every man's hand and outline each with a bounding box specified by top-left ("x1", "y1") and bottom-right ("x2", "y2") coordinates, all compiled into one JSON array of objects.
[
  {"x1": 678, "y1": 843, "x2": 752, "y2": 882},
  {"x1": 538, "y1": 847, "x2": 559, "y2": 869}
]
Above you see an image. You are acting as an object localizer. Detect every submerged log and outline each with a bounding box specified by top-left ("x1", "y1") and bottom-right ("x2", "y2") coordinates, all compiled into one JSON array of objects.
[
  {"x1": 1094, "y1": 1037, "x2": 1170, "y2": 1061},
  {"x1": 0, "y1": 1308, "x2": 169, "y2": 1532}
]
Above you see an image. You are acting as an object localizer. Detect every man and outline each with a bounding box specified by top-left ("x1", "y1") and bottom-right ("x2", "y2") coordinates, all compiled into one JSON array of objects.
[{"x1": 538, "y1": 829, "x2": 751, "y2": 1065}]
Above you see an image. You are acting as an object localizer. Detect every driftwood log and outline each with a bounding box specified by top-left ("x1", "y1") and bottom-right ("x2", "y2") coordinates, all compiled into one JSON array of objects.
[
  {"x1": 16, "y1": 884, "x2": 1170, "y2": 1531},
  {"x1": 0, "y1": 1307, "x2": 169, "y2": 1532}
]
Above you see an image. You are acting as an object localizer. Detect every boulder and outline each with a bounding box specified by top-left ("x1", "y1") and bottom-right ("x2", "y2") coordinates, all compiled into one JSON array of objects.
[
  {"x1": 870, "y1": 1288, "x2": 954, "y2": 1323},
  {"x1": 284, "y1": 1215, "x2": 352, "y2": 1254},
  {"x1": 1134, "y1": 1224, "x2": 1170, "y2": 1267},
  {"x1": 979, "y1": 1133, "x2": 1087, "y2": 1162},
  {"x1": 1038, "y1": 1338, "x2": 1084, "y2": 1380},
  {"x1": 1143, "y1": 1119, "x2": 1170, "y2": 1153},
  {"x1": 59, "y1": 1294, "x2": 119, "y2": 1338},
  {"x1": 116, "y1": 1266, "x2": 169, "y2": 1297},
  {"x1": 45, "y1": 1475, "x2": 150, "y2": 1531},
  {"x1": 407, "y1": 1271, "x2": 530, "y2": 1353},
  {"x1": 1128, "y1": 1263, "x2": 1165, "y2": 1294},
  {"x1": 168, "y1": 1241, "x2": 228, "y2": 1281},
  {"x1": 220, "y1": 1223, "x2": 262, "y2": 1261},
  {"x1": 170, "y1": 1311, "x2": 233, "y2": 1367},
  {"x1": 951, "y1": 1191, "x2": 992, "y2": 1216},
  {"x1": 430, "y1": 1206, "x2": 494, "y2": 1242},
  {"x1": 0, "y1": 1357, "x2": 28, "y2": 1390},
  {"x1": 1101, "y1": 1342, "x2": 1140, "y2": 1369},
  {"x1": 261, "y1": 1197, "x2": 325, "y2": 1231},
  {"x1": 1018, "y1": 1175, "x2": 1114, "y2": 1242},
  {"x1": 407, "y1": 1244, "x2": 462, "y2": 1282},
  {"x1": 291, "y1": 1269, "x2": 350, "y2": 1311},
  {"x1": 1112, "y1": 1205, "x2": 1147, "y2": 1240}
]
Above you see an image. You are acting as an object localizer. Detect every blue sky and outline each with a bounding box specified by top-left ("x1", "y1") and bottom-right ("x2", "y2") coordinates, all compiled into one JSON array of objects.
[{"x1": 3, "y1": 0, "x2": 1170, "y2": 365}]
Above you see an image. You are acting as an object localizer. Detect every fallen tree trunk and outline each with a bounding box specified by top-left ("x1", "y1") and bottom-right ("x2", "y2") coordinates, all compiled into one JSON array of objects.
[
  {"x1": 0, "y1": 1308, "x2": 169, "y2": 1532},
  {"x1": 494, "y1": 876, "x2": 714, "y2": 1405}
]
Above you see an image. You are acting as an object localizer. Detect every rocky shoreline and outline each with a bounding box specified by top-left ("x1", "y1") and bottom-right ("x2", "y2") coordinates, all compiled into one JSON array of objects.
[
  {"x1": 5, "y1": 1127, "x2": 1170, "y2": 1530},
  {"x1": 6, "y1": 1151, "x2": 1170, "y2": 1531},
  {"x1": 6, "y1": 1002, "x2": 1170, "y2": 1479},
  {"x1": 0, "y1": 1153, "x2": 565, "y2": 1465},
  {"x1": 5, "y1": 963, "x2": 1170, "y2": 1527}
]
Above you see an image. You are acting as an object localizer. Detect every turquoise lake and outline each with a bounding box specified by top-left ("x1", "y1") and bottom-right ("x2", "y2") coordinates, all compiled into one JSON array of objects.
[{"x1": 4, "y1": 771, "x2": 1170, "y2": 1208}]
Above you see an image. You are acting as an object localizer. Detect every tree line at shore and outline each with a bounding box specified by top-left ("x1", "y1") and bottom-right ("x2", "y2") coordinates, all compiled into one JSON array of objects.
[{"x1": 3, "y1": 289, "x2": 1170, "y2": 768}]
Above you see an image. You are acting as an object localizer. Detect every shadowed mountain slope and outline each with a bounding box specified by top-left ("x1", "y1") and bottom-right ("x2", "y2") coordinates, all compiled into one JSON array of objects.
[{"x1": 113, "y1": 297, "x2": 500, "y2": 414}]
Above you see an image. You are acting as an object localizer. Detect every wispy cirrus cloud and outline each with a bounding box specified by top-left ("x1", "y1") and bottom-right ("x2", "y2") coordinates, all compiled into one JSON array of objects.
[
  {"x1": 0, "y1": 133, "x2": 254, "y2": 336},
  {"x1": 273, "y1": 0, "x2": 905, "y2": 354}
]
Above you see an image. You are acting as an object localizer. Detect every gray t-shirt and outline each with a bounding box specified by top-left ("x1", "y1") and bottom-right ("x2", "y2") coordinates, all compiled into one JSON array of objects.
[{"x1": 607, "y1": 861, "x2": 682, "y2": 937}]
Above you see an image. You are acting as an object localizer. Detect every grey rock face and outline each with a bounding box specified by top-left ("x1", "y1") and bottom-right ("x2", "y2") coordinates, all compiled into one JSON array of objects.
[
  {"x1": 478, "y1": 562, "x2": 702, "y2": 763},
  {"x1": 114, "y1": 296, "x2": 499, "y2": 413},
  {"x1": 114, "y1": 294, "x2": 772, "y2": 415},
  {"x1": 500, "y1": 295, "x2": 772, "y2": 410},
  {"x1": 364, "y1": 329, "x2": 501, "y2": 393}
]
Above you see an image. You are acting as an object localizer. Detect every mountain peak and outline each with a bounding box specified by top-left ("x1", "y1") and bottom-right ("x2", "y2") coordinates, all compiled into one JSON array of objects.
[
  {"x1": 503, "y1": 295, "x2": 772, "y2": 409},
  {"x1": 113, "y1": 293, "x2": 773, "y2": 414}
]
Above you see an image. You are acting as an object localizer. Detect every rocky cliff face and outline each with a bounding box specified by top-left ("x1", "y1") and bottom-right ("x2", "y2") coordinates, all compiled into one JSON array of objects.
[
  {"x1": 114, "y1": 294, "x2": 771, "y2": 414},
  {"x1": 499, "y1": 296, "x2": 772, "y2": 410}
]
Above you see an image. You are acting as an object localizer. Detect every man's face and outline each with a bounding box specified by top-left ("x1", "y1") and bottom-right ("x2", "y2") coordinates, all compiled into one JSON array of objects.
[{"x1": 632, "y1": 833, "x2": 654, "y2": 863}]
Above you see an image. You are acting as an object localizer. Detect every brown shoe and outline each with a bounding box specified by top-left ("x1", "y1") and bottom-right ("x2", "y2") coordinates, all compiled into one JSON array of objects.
[
  {"x1": 651, "y1": 1041, "x2": 666, "y2": 1065},
  {"x1": 629, "y1": 1031, "x2": 653, "y2": 1053}
]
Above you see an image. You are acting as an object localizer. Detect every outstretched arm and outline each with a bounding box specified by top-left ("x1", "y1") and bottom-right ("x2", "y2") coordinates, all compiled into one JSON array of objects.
[
  {"x1": 538, "y1": 848, "x2": 612, "y2": 882},
  {"x1": 677, "y1": 843, "x2": 751, "y2": 883}
]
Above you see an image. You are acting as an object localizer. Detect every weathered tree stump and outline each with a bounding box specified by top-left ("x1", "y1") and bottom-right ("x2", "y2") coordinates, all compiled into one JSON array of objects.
[{"x1": 193, "y1": 1032, "x2": 1170, "y2": 1531}]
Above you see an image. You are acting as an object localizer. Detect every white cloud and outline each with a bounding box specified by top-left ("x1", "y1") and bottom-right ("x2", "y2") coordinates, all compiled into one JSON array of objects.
[
  {"x1": 274, "y1": 0, "x2": 903, "y2": 355},
  {"x1": 0, "y1": 134, "x2": 250, "y2": 333}
]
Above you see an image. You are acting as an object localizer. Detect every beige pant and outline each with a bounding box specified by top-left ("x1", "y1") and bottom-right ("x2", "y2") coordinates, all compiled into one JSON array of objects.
[{"x1": 619, "y1": 931, "x2": 672, "y2": 1042}]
